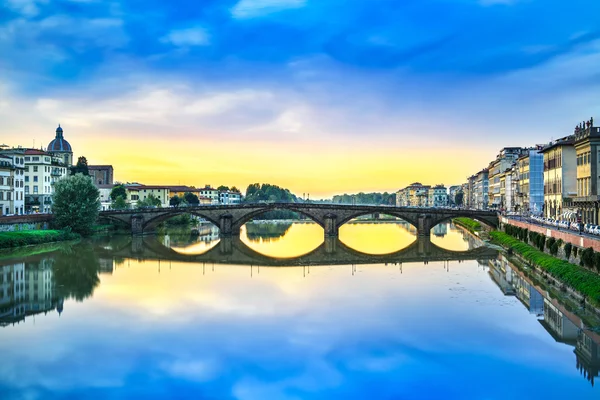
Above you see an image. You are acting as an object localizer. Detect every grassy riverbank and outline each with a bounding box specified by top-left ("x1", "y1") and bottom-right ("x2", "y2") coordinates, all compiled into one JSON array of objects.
[
  {"x1": 0, "y1": 230, "x2": 80, "y2": 249},
  {"x1": 490, "y1": 231, "x2": 600, "y2": 306},
  {"x1": 452, "y1": 217, "x2": 481, "y2": 233}
]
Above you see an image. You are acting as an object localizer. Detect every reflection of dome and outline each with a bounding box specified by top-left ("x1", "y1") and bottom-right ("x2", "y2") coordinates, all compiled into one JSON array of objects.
[{"x1": 47, "y1": 124, "x2": 72, "y2": 152}]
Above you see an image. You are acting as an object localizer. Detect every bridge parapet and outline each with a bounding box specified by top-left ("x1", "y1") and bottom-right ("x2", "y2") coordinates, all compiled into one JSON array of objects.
[{"x1": 98, "y1": 204, "x2": 498, "y2": 238}]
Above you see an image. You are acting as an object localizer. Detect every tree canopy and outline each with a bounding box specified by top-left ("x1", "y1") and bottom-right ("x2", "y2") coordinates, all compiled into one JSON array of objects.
[
  {"x1": 331, "y1": 192, "x2": 396, "y2": 205},
  {"x1": 170, "y1": 195, "x2": 182, "y2": 207},
  {"x1": 245, "y1": 183, "x2": 297, "y2": 203},
  {"x1": 52, "y1": 174, "x2": 100, "y2": 236},
  {"x1": 111, "y1": 195, "x2": 128, "y2": 210},
  {"x1": 136, "y1": 194, "x2": 162, "y2": 209},
  {"x1": 110, "y1": 185, "x2": 127, "y2": 201},
  {"x1": 217, "y1": 185, "x2": 229, "y2": 191},
  {"x1": 184, "y1": 192, "x2": 200, "y2": 205},
  {"x1": 70, "y1": 156, "x2": 90, "y2": 176}
]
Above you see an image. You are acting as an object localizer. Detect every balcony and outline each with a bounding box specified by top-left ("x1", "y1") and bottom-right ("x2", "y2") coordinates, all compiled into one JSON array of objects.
[{"x1": 51, "y1": 169, "x2": 62, "y2": 177}]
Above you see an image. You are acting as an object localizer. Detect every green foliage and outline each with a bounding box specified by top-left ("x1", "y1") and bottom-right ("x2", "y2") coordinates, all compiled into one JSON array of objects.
[
  {"x1": 111, "y1": 195, "x2": 129, "y2": 210},
  {"x1": 453, "y1": 217, "x2": 481, "y2": 233},
  {"x1": 110, "y1": 185, "x2": 127, "y2": 201},
  {"x1": 490, "y1": 231, "x2": 600, "y2": 306},
  {"x1": 455, "y1": 191, "x2": 464, "y2": 206},
  {"x1": 70, "y1": 156, "x2": 90, "y2": 176},
  {"x1": 217, "y1": 185, "x2": 229, "y2": 191},
  {"x1": 136, "y1": 194, "x2": 162, "y2": 209},
  {"x1": 245, "y1": 183, "x2": 298, "y2": 203},
  {"x1": 564, "y1": 243, "x2": 572, "y2": 259},
  {"x1": 0, "y1": 230, "x2": 79, "y2": 248},
  {"x1": 52, "y1": 174, "x2": 100, "y2": 236},
  {"x1": 332, "y1": 192, "x2": 396, "y2": 205},
  {"x1": 165, "y1": 213, "x2": 193, "y2": 226},
  {"x1": 581, "y1": 248, "x2": 595, "y2": 269},
  {"x1": 170, "y1": 195, "x2": 182, "y2": 207},
  {"x1": 184, "y1": 192, "x2": 200, "y2": 206},
  {"x1": 505, "y1": 224, "x2": 529, "y2": 243},
  {"x1": 573, "y1": 246, "x2": 579, "y2": 258},
  {"x1": 52, "y1": 243, "x2": 100, "y2": 301},
  {"x1": 230, "y1": 186, "x2": 240, "y2": 193},
  {"x1": 245, "y1": 222, "x2": 292, "y2": 240}
]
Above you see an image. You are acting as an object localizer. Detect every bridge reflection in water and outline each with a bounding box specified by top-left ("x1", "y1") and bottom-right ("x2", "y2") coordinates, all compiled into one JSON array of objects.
[{"x1": 100, "y1": 234, "x2": 499, "y2": 267}]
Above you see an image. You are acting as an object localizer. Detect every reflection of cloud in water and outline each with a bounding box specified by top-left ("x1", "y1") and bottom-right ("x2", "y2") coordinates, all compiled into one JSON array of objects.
[
  {"x1": 240, "y1": 223, "x2": 323, "y2": 258},
  {"x1": 339, "y1": 223, "x2": 416, "y2": 255}
]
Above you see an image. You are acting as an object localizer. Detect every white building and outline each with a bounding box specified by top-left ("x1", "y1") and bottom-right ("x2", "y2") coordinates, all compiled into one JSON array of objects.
[
  {"x1": 219, "y1": 191, "x2": 242, "y2": 204},
  {"x1": 199, "y1": 186, "x2": 219, "y2": 204},
  {"x1": 428, "y1": 185, "x2": 448, "y2": 208},
  {"x1": 0, "y1": 152, "x2": 25, "y2": 215},
  {"x1": 23, "y1": 149, "x2": 69, "y2": 213}
]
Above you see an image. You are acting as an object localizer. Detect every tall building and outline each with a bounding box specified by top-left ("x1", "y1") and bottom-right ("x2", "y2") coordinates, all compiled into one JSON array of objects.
[
  {"x1": 573, "y1": 118, "x2": 600, "y2": 224},
  {"x1": 472, "y1": 169, "x2": 489, "y2": 210},
  {"x1": 0, "y1": 153, "x2": 25, "y2": 215},
  {"x1": 515, "y1": 148, "x2": 544, "y2": 216},
  {"x1": 89, "y1": 165, "x2": 114, "y2": 186},
  {"x1": 541, "y1": 136, "x2": 577, "y2": 220},
  {"x1": 396, "y1": 183, "x2": 431, "y2": 207},
  {"x1": 488, "y1": 147, "x2": 527, "y2": 210},
  {"x1": 22, "y1": 149, "x2": 69, "y2": 213}
]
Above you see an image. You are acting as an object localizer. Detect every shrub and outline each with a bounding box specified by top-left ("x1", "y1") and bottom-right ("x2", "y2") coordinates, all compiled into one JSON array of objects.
[
  {"x1": 581, "y1": 247, "x2": 595, "y2": 269},
  {"x1": 573, "y1": 246, "x2": 579, "y2": 258},
  {"x1": 564, "y1": 243, "x2": 572, "y2": 259},
  {"x1": 0, "y1": 230, "x2": 79, "y2": 249},
  {"x1": 490, "y1": 231, "x2": 600, "y2": 306}
]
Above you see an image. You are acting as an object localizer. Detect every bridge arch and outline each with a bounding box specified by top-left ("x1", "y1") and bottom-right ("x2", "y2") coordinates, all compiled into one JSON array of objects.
[
  {"x1": 143, "y1": 209, "x2": 222, "y2": 232},
  {"x1": 231, "y1": 206, "x2": 326, "y2": 233},
  {"x1": 335, "y1": 211, "x2": 420, "y2": 231}
]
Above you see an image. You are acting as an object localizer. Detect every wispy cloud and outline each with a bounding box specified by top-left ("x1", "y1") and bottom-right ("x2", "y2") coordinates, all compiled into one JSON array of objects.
[
  {"x1": 160, "y1": 27, "x2": 210, "y2": 47},
  {"x1": 231, "y1": 0, "x2": 306, "y2": 19}
]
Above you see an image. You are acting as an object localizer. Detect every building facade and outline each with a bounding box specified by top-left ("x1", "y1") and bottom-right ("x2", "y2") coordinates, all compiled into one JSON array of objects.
[
  {"x1": 514, "y1": 149, "x2": 544, "y2": 216},
  {"x1": 472, "y1": 169, "x2": 489, "y2": 210},
  {"x1": 541, "y1": 136, "x2": 577, "y2": 220},
  {"x1": 89, "y1": 165, "x2": 114, "y2": 186},
  {"x1": 199, "y1": 186, "x2": 219, "y2": 204},
  {"x1": 488, "y1": 147, "x2": 526, "y2": 210},
  {"x1": 22, "y1": 149, "x2": 69, "y2": 213},
  {"x1": 219, "y1": 191, "x2": 242, "y2": 205},
  {"x1": 0, "y1": 152, "x2": 25, "y2": 215},
  {"x1": 428, "y1": 185, "x2": 448, "y2": 208},
  {"x1": 572, "y1": 118, "x2": 600, "y2": 224}
]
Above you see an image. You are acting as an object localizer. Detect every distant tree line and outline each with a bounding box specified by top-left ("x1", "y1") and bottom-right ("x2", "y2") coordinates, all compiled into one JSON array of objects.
[
  {"x1": 244, "y1": 183, "x2": 298, "y2": 203},
  {"x1": 331, "y1": 192, "x2": 396, "y2": 205}
]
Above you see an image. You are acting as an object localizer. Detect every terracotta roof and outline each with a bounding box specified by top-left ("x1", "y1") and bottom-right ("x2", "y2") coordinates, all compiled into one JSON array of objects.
[{"x1": 24, "y1": 149, "x2": 48, "y2": 155}]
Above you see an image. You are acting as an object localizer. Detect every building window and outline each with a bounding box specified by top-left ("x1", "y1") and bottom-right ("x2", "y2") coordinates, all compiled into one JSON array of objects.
[
  {"x1": 33, "y1": 176, "x2": 38, "y2": 182},
  {"x1": 33, "y1": 186, "x2": 38, "y2": 194},
  {"x1": 33, "y1": 166, "x2": 38, "y2": 172}
]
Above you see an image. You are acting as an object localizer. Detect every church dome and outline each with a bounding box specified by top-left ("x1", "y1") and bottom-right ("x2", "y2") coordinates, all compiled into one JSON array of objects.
[{"x1": 47, "y1": 124, "x2": 72, "y2": 153}]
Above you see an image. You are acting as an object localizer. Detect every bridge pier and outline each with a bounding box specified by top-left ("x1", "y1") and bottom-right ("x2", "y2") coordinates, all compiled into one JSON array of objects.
[
  {"x1": 324, "y1": 214, "x2": 338, "y2": 237},
  {"x1": 219, "y1": 214, "x2": 240, "y2": 237},
  {"x1": 131, "y1": 215, "x2": 145, "y2": 235},
  {"x1": 417, "y1": 214, "x2": 433, "y2": 237},
  {"x1": 324, "y1": 237, "x2": 338, "y2": 254}
]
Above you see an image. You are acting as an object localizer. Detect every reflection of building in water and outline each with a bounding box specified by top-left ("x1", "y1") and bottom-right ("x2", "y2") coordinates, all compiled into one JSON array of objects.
[
  {"x1": 99, "y1": 258, "x2": 114, "y2": 274},
  {"x1": 199, "y1": 225, "x2": 220, "y2": 242},
  {"x1": 540, "y1": 299, "x2": 579, "y2": 345},
  {"x1": 432, "y1": 223, "x2": 447, "y2": 237},
  {"x1": 490, "y1": 254, "x2": 600, "y2": 385},
  {"x1": 512, "y1": 273, "x2": 544, "y2": 316},
  {"x1": 396, "y1": 220, "x2": 418, "y2": 235},
  {"x1": 488, "y1": 257, "x2": 515, "y2": 295},
  {"x1": 0, "y1": 259, "x2": 62, "y2": 326}
]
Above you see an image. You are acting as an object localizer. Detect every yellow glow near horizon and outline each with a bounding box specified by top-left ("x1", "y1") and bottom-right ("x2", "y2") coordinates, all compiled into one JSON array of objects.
[
  {"x1": 339, "y1": 223, "x2": 416, "y2": 255},
  {"x1": 239, "y1": 223, "x2": 324, "y2": 258}
]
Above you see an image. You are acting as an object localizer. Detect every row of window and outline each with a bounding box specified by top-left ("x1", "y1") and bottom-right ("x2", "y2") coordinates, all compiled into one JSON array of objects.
[{"x1": 0, "y1": 191, "x2": 24, "y2": 201}]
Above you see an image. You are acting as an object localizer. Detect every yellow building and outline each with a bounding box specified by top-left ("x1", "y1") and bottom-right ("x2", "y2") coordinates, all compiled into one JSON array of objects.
[
  {"x1": 541, "y1": 136, "x2": 577, "y2": 219},
  {"x1": 125, "y1": 185, "x2": 170, "y2": 208},
  {"x1": 573, "y1": 117, "x2": 600, "y2": 224}
]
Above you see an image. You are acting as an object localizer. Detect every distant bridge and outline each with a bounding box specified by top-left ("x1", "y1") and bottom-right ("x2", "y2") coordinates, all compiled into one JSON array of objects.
[
  {"x1": 95, "y1": 235, "x2": 499, "y2": 267},
  {"x1": 99, "y1": 203, "x2": 498, "y2": 237}
]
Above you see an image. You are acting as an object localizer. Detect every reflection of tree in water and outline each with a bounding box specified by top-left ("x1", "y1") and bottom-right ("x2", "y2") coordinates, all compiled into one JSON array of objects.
[
  {"x1": 246, "y1": 222, "x2": 292, "y2": 242},
  {"x1": 52, "y1": 243, "x2": 101, "y2": 301}
]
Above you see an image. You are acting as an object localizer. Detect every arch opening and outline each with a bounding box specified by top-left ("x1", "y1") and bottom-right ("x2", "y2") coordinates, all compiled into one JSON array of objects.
[{"x1": 237, "y1": 207, "x2": 324, "y2": 259}]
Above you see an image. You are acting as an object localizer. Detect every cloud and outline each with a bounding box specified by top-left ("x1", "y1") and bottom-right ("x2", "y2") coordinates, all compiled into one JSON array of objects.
[
  {"x1": 231, "y1": 0, "x2": 306, "y2": 19},
  {"x1": 5, "y1": 0, "x2": 47, "y2": 17},
  {"x1": 160, "y1": 27, "x2": 210, "y2": 47}
]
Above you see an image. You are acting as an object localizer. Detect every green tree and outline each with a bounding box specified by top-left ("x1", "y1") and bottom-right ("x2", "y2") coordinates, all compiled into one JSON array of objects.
[
  {"x1": 52, "y1": 174, "x2": 100, "y2": 236},
  {"x1": 231, "y1": 186, "x2": 241, "y2": 193},
  {"x1": 217, "y1": 185, "x2": 229, "y2": 191},
  {"x1": 137, "y1": 194, "x2": 162, "y2": 209},
  {"x1": 184, "y1": 192, "x2": 200, "y2": 206},
  {"x1": 112, "y1": 195, "x2": 129, "y2": 210},
  {"x1": 455, "y1": 191, "x2": 464, "y2": 206},
  {"x1": 53, "y1": 243, "x2": 101, "y2": 301},
  {"x1": 70, "y1": 156, "x2": 90, "y2": 176},
  {"x1": 170, "y1": 195, "x2": 182, "y2": 207},
  {"x1": 110, "y1": 185, "x2": 127, "y2": 201}
]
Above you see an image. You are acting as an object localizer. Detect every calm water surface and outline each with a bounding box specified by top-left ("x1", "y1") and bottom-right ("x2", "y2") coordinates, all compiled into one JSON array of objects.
[{"x1": 1, "y1": 222, "x2": 599, "y2": 399}]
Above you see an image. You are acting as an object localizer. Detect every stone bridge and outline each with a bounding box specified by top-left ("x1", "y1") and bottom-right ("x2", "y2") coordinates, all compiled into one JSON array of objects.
[
  {"x1": 95, "y1": 235, "x2": 499, "y2": 267},
  {"x1": 99, "y1": 203, "x2": 498, "y2": 238}
]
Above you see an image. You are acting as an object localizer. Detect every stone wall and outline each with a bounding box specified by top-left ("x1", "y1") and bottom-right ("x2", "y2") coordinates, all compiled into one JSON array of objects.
[{"x1": 0, "y1": 222, "x2": 49, "y2": 232}]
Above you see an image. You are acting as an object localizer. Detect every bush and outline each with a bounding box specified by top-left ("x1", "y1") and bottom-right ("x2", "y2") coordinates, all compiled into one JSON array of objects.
[
  {"x1": 573, "y1": 246, "x2": 579, "y2": 258},
  {"x1": 453, "y1": 218, "x2": 482, "y2": 233},
  {"x1": 490, "y1": 231, "x2": 600, "y2": 306},
  {"x1": 581, "y1": 247, "x2": 595, "y2": 269},
  {"x1": 0, "y1": 230, "x2": 79, "y2": 249},
  {"x1": 564, "y1": 243, "x2": 572, "y2": 259}
]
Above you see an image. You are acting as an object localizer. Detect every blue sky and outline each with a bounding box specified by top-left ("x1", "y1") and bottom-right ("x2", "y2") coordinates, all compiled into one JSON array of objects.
[{"x1": 1, "y1": 0, "x2": 599, "y2": 193}]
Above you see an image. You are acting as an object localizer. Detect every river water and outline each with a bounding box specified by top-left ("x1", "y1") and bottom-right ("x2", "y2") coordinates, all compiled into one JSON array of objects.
[{"x1": 1, "y1": 222, "x2": 599, "y2": 399}]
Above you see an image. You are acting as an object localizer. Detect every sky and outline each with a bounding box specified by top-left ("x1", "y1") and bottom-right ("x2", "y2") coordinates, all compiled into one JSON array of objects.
[{"x1": 1, "y1": 0, "x2": 599, "y2": 198}]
